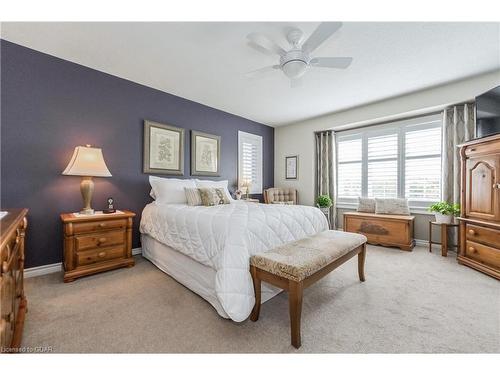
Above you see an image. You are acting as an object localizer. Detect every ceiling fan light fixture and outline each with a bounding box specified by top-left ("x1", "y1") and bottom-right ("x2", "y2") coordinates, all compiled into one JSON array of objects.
[{"x1": 282, "y1": 60, "x2": 307, "y2": 79}]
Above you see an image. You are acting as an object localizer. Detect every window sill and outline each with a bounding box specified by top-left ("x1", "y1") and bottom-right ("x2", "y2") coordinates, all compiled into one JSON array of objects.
[{"x1": 336, "y1": 203, "x2": 433, "y2": 215}]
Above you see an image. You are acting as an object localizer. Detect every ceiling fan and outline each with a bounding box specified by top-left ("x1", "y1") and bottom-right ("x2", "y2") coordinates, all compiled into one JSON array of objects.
[{"x1": 246, "y1": 22, "x2": 353, "y2": 87}]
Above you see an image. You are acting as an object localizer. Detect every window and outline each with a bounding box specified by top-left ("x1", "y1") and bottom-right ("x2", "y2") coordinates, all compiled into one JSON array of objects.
[
  {"x1": 337, "y1": 138, "x2": 362, "y2": 197},
  {"x1": 336, "y1": 114, "x2": 442, "y2": 209},
  {"x1": 367, "y1": 133, "x2": 398, "y2": 198},
  {"x1": 238, "y1": 131, "x2": 263, "y2": 194}
]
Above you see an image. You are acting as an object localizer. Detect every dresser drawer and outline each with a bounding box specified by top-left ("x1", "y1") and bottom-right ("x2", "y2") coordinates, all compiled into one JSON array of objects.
[
  {"x1": 75, "y1": 230, "x2": 125, "y2": 251},
  {"x1": 465, "y1": 240, "x2": 500, "y2": 268},
  {"x1": 72, "y1": 219, "x2": 127, "y2": 234},
  {"x1": 466, "y1": 224, "x2": 500, "y2": 248},
  {"x1": 76, "y1": 246, "x2": 125, "y2": 267}
]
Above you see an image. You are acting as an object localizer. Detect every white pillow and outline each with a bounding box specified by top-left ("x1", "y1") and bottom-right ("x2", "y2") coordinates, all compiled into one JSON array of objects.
[
  {"x1": 149, "y1": 176, "x2": 196, "y2": 204},
  {"x1": 357, "y1": 197, "x2": 376, "y2": 213},
  {"x1": 195, "y1": 179, "x2": 234, "y2": 201},
  {"x1": 375, "y1": 198, "x2": 410, "y2": 215}
]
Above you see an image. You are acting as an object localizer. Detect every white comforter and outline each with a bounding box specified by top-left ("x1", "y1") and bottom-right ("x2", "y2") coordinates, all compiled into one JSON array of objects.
[{"x1": 140, "y1": 201, "x2": 328, "y2": 321}]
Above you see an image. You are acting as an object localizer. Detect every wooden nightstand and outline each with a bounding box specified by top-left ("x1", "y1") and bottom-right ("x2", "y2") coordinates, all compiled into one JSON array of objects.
[{"x1": 61, "y1": 210, "x2": 135, "y2": 282}]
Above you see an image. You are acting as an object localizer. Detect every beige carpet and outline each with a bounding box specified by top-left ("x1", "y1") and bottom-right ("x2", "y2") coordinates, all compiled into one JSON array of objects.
[{"x1": 22, "y1": 245, "x2": 499, "y2": 353}]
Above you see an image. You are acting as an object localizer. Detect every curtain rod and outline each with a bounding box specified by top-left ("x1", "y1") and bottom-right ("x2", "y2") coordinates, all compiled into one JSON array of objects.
[{"x1": 314, "y1": 100, "x2": 474, "y2": 134}]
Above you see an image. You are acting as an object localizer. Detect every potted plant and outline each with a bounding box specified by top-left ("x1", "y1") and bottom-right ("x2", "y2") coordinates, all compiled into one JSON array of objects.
[
  {"x1": 428, "y1": 201, "x2": 460, "y2": 224},
  {"x1": 316, "y1": 195, "x2": 333, "y2": 215}
]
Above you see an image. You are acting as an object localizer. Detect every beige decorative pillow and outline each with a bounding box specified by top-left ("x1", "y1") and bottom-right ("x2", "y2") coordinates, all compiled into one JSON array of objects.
[
  {"x1": 375, "y1": 198, "x2": 410, "y2": 215},
  {"x1": 184, "y1": 187, "x2": 202, "y2": 206},
  {"x1": 271, "y1": 201, "x2": 294, "y2": 205},
  {"x1": 357, "y1": 197, "x2": 376, "y2": 213},
  {"x1": 198, "y1": 188, "x2": 230, "y2": 206}
]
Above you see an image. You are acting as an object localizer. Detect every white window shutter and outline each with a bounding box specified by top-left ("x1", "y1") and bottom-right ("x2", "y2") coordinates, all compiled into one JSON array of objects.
[
  {"x1": 238, "y1": 131, "x2": 263, "y2": 194},
  {"x1": 367, "y1": 133, "x2": 398, "y2": 198},
  {"x1": 336, "y1": 114, "x2": 442, "y2": 208},
  {"x1": 337, "y1": 138, "x2": 362, "y2": 197}
]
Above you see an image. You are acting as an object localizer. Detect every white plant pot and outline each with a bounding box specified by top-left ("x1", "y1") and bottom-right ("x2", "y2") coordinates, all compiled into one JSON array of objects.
[
  {"x1": 319, "y1": 207, "x2": 330, "y2": 215},
  {"x1": 434, "y1": 213, "x2": 453, "y2": 224}
]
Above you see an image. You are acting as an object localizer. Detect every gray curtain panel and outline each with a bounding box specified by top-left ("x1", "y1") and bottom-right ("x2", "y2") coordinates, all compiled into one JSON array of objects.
[
  {"x1": 441, "y1": 103, "x2": 475, "y2": 204},
  {"x1": 315, "y1": 130, "x2": 336, "y2": 228},
  {"x1": 441, "y1": 103, "x2": 475, "y2": 247}
]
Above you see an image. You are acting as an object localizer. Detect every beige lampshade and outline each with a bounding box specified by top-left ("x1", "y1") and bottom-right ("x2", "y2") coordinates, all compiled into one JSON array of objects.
[{"x1": 62, "y1": 145, "x2": 112, "y2": 177}]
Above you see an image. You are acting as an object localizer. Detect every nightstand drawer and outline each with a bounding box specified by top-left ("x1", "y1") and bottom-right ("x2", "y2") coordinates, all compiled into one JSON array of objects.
[
  {"x1": 75, "y1": 230, "x2": 125, "y2": 251},
  {"x1": 465, "y1": 240, "x2": 500, "y2": 269},
  {"x1": 72, "y1": 219, "x2": 127, "y2": 234},
  {"x1": 76, "y1": 246, "x2": 125, "y2": 266}
]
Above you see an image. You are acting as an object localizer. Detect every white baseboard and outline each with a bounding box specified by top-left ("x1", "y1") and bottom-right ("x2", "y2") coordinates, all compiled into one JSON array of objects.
[
  {"x1": 25, "y1": 262, "x2": 62, "y2": 278},
  {"x1": 25, "y1": 247, "x2": 143, "y2": 278},
  {"x1": 414, "y1": 239, "x2": 428, "y2": 247},
  {"x1": 132, "y1": 247, "x2": 142, "y2": 256}
]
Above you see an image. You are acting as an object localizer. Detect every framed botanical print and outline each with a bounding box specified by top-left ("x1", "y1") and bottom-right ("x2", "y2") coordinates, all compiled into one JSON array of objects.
[
  {"x1": 143, "y1": 120, "x2": 184, "y2": 175},
  {"x1": 191, "y1": 130, "x2": 221, "y2": 176},
  {"x1": 285, "y1": 155, "x2": 298, "y2": 180}
]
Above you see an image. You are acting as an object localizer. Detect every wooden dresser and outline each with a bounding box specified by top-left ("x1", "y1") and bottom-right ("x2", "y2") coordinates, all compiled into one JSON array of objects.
[
  {"x1": 61, "y1": 210, "x2": 135, "y2": 282},
  {"x1": 0, "y1": 208, "x2": 28, "y2": 351},
  {"x1": 458, "y1": 134, "x2": 500, "y2": 279},
  {"x1": 343, "y1": 212, "x2": 415, "y2": 251}
]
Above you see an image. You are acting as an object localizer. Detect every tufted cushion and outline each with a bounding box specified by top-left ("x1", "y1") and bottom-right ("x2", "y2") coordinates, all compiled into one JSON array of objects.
[
  {"x1": 265, "y1": 188, "x2": 298, "y2": 204},
  {"x1": 250, "y1": 230, "x2": 367, "y2": 282}
]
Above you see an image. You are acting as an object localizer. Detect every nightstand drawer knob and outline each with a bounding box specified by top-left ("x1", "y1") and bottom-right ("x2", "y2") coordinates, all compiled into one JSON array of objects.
[
  {"x1": 98, "y1": 252, "x2": 106, "y2": 258},
  {"x1": 98, "y1": 237, "x2": 107, "y2": 244},
  {"x1": 468, "y1": 229, "x2": 475, "y2": 235},
  {"x1": 99, "y1": 223, "x2": 106, "y2": 228},
  {"x1": 468, "y1": 246, "x2": 477, "y2": 253},
  {"x1": 5, "y1": 312, "x2": 14, "y2": 323}
]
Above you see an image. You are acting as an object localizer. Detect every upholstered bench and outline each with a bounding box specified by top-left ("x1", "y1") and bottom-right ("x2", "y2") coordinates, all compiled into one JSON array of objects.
[{"x1": 249, "y1": 230, "x2": 367, "y2": 348}]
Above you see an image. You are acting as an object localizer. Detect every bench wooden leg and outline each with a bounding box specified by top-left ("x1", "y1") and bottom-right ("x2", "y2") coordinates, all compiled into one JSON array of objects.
[
  {"x1": 250, "y1": 265, "x2": 261, "y2": 321},
  {"x1": 289, "y1": 280, "x2": 303, "y2": 349},
  {"x1": 358, "y1": 244, "x2": 366, "y2": 282}
]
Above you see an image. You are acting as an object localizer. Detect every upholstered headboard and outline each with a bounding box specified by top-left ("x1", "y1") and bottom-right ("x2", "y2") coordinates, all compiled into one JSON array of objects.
[{"x1": 264, "y1": 188, "x2": 298, "y2": 205}]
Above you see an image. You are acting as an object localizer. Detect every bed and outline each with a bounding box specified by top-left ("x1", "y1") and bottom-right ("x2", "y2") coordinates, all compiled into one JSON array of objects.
[{"x1": 140, "y1": 180, "x2": 328, "y2": 322}]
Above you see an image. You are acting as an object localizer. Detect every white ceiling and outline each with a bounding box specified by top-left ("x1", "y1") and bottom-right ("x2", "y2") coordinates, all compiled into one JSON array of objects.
[{"x1": 2, "y1": 22, "x2": 499, "y2": 126}]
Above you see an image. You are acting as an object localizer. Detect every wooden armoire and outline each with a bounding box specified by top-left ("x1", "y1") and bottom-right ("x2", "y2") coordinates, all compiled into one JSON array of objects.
[{"x1": 458, "y1": 134, "x2": 500, "y2": 279}]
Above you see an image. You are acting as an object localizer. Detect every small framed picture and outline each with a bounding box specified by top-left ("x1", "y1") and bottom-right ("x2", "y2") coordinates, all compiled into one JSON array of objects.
[
  {"x1": 285, "y1": 155, "x2": 298, "y2": 180},
  {"x1": 143, "y1": 120, "x2": 184, "y2": 175},
  {"x1": 191, "y1": 131, "x2": 221, "y2": 176}
]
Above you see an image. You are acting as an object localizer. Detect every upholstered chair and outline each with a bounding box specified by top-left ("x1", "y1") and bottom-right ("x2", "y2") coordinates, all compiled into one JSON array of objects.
[{"x1": 264, "y1": 188, "x2": 298, "y2": 205}]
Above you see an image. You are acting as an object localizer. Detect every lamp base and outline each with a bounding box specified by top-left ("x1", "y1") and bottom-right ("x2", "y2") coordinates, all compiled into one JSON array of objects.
[
  {"x1": 80, "y1": 176, "x2": 95, "y2": 215},
  {"x1": 79, "y1": 208, "x2": 95, "y2": 215}
]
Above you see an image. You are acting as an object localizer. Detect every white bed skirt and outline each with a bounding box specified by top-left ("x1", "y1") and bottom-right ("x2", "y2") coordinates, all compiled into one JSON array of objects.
[{"x1": 141, "y1": 234, "x2": 281, "y2": 320}]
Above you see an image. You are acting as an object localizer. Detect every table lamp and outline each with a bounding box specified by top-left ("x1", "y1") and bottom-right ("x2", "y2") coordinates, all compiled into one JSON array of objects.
[
  {"x1": 242, "y1": 178, "x2": 252, "y2": 199},
  {"x1": 62, "y1": 145, "x2": 112, "y2": 215}
]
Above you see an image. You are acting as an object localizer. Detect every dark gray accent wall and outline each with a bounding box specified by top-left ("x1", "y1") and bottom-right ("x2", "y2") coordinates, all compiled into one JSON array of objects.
[{"x1": 1, "y1": 40, "x2": 274, "y2": 268}]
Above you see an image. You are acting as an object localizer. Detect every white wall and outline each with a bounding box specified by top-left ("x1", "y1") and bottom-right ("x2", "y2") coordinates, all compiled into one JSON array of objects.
[{"x1": 275, "y1": 70, "x2": 500, "y2": 207}]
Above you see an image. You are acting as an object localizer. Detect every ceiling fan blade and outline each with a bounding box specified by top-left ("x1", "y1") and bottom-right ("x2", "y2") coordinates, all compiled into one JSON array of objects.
[
  {"x1": 302, "y1": 22, "x2": 343, "y2": 54},
  {"x1": 310, "y1": 57, "x2": 353, "y2": 69},
  {"x1": 290, "y1": 77, "x2": 302, "y2": 88},
  {"x1": 245, "y1": 65, "x2": 280, "y2": 78},
  {"x1": 247, "y1": 33, "x2": 286, "y2": 56}
]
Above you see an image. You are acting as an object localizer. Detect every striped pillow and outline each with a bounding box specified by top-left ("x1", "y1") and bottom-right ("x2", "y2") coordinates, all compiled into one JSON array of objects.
[{"x1": 184, "y1": 187, "x2": 202, "y2": 206}]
